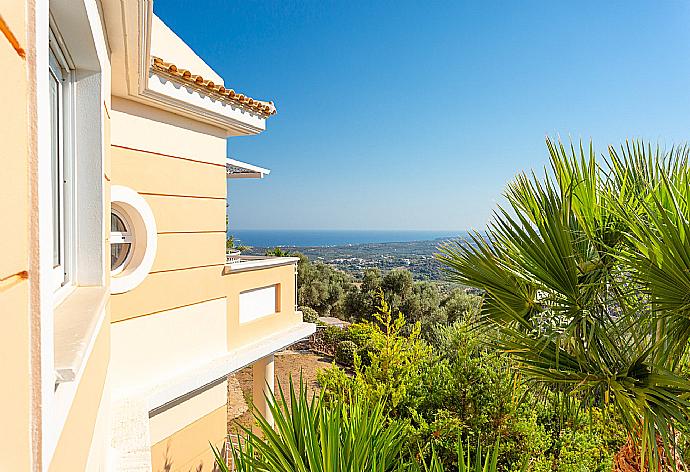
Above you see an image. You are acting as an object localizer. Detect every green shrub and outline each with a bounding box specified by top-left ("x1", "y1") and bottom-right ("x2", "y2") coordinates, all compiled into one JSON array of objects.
[
  {"x1": 321, "y1": 325, "x2": 346, "y2": 351},
  {"x1": 300, "y1": 306, "x2": 319, "y2": 323},
  {"x1": 341, "y1": 322, "x2": 384, "y2": 366},
  {"x1": 320, "y1": 292, "x2": 635, "y2": 471},
  {"x1": 527, "y1": 405, "x2": 626, "y2": 472},
  {"x1": 344, "y1": 322, "x2": 382, "y2": 347},
  {"x1": 335, "y1": 340, "x2": 357, "y2": 366}
]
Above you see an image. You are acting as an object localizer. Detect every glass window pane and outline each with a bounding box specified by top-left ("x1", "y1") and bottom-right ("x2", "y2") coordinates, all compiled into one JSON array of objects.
[
  {"x1": 111, "y1": 243, "x2": 131, "y2": 271},
  {"x1": 50, "y1": 68, "x2": 61, "y2": 268},
  {"x1": 111, "y1": 212, "x2": 128, "y2": 232}
]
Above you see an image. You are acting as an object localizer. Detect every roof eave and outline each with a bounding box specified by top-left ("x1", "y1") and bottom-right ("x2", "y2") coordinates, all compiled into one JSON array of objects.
[
  {"x1": 226, "y1": 158, "x2": 271, "y2": 179},
  {"x1": 102, "y1": 0, "x2": 274, "y2": 137}
]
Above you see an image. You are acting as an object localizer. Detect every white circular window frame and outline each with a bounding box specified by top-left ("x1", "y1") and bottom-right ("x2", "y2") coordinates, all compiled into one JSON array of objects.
[{"x1": 111, "y1": 185, "x2": 157, "y2": 294}]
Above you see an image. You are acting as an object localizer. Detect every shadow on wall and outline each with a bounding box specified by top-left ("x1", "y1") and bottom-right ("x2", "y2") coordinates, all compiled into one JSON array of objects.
[{"x1": 157, "y1": 442, "x2": 223, "y2": 472}]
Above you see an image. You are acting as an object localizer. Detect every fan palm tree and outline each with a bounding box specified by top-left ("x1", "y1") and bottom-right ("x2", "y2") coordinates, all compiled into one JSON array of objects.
[{"x1": 437, "y1": 138, "x2": 690, "y2": 470}]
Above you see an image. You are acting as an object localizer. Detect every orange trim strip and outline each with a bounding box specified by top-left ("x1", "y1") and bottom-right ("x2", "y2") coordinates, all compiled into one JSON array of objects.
[
  {"x1": 158, "y1": 230, "x2": 227, "y2": 235},
  {"x1": 111, "y1": 296, "x2": 227, "y2": 323},
  {"x1": 149, "y1": 263, "x2": 225, "y2": 275},
  {"x1": 0, "y1": 271, "x2": 28, "y2": 293},
  {"x1": 0, "y1": 15, "x2": 25, "y2": 59},
  {"x1": 139, "y1": 192, "x2": 226, "y2": 200},
  {"x1": 112, "y1": 144, "x2": 227, "y2": 168}
]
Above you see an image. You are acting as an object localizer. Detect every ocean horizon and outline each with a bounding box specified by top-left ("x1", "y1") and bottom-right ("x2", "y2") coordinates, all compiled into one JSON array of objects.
[{"x1": 229, "y1": 229, "x2": 467, "y2": 248}]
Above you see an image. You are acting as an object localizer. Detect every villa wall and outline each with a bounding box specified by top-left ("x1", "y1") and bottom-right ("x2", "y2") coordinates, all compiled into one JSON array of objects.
[
  {"x1": 108, "y1": 97, "x2": 230, "y2": 387},
  {"x1": 109, "y1": 95, "x2": 228, "y2": 329},
  {"x1": 0, "y1": 2, "x2": 34, "y2": 470},
  {"x1": 109, "y1": 96, "x2": 231, "y2": 468}
]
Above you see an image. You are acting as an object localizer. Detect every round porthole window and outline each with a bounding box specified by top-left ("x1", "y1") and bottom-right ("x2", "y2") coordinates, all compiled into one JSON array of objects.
[
  {"x1": 110, "y1": 185, "x2": 157, "y2": 294},
  {"x1": 111, "y1": 207, "x2": 133, "y2": 274}
]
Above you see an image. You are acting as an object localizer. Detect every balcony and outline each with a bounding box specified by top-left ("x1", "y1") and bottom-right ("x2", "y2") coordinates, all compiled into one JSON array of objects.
[{"x1": 223, "y1": 254, "x2": 310, "y2": 351}]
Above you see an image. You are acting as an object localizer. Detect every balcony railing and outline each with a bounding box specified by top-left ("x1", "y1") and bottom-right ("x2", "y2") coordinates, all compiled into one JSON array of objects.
[
  {"x1": 226, "y1": 250, "x2": 242, "y2": 264},
  {"x1": 225, "y1": 253, "x2": 299, "y2": 272}
]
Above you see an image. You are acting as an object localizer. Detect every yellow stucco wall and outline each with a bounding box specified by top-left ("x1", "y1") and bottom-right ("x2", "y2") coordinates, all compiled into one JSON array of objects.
[
  {"x1": 150, "y1": 405, "x2": 227, "y2": 472},
  {"x1": 224, "y1": 264, "x2": 302, "y2": 351},
  {"x1": 109, "y1": 107, "x2": 228, "y2": 323},
  {"x1": 0, "y1": 3, "x2": 34, "y2": 470},
  {"x1": 111, "y1": 265, "x2": 225, "y2": 322}
]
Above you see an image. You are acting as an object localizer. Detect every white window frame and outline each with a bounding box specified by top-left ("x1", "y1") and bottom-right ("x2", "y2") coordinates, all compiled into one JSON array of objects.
[
  {"x1": 40, "y1": 1, "x2": 108, "y2": 468},
  {"x1": 110, "y1": 186, "x2": 158, "y2": 294},
  {"x1": 111, "y1": 206, "x2": 134, "y2": 276},
  {"x1": 48, "y1": 25, "x2": 75, "y2": 298}
]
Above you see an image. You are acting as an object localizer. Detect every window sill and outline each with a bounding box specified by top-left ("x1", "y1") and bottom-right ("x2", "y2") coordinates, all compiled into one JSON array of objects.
[{"x1": 54, "y1": 286, "x2": 108, "y2": 384}]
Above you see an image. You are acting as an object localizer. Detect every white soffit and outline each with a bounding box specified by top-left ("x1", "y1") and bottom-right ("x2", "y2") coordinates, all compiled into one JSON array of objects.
[{"x1": 226, "y1": 158, "x2": 271, "y2": 179}]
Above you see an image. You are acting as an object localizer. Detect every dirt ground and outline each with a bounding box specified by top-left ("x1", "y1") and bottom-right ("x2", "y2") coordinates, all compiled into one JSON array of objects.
[{"x1": 227, "y1": 349, "x2": 334, "y2": 433}]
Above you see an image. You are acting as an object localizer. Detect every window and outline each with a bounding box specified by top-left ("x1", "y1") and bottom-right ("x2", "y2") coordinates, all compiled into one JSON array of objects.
[
  {"x1": 111, "y1": 207, "x2": 133, "y2": 274},
  {"x1": 49, "y1": 30, "x2": 72, "y2": 292},
  {"x1": 110, "y1": 186, "x2": 158, "y2": 294}
]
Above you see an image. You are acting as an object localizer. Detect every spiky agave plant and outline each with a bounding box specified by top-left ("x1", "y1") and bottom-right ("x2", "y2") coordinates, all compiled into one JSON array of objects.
[
  {"x1": 212, "y1": 375, "x2": 409, "y2": 472},
  {"x1": 437, "y1": 138, "x2": 690, "y2": 470}
]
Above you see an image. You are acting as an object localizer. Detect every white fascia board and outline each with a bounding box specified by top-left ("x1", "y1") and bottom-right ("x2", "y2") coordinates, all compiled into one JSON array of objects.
[
  {"x1": 227, "y1": 158, "x2": 272, "y2": 179},
  {"x1": 143, "y1": 73, "x2": 267, "y2": 136}
]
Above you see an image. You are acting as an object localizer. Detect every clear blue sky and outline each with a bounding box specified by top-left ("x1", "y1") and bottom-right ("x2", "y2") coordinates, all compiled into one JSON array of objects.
[{"x1": 154, "y1": 1, "x2": 690, "y2": 231}]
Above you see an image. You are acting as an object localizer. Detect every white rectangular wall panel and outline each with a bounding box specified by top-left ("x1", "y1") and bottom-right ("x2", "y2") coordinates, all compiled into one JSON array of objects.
[{"x1": 239, "y1": 285, "x2": 277, "y2": 324}]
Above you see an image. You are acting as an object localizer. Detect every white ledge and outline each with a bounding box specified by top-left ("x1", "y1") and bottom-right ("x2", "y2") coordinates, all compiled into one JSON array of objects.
[
  {"x1": 224, "y1": 256, "x2": 299, "y2": 274},
  {"x1": 54, "y1": 286, "x2": 108, "y2": 383},
  {"x1": 110, "y1": 322, "x2": 316, "y2": 470}
]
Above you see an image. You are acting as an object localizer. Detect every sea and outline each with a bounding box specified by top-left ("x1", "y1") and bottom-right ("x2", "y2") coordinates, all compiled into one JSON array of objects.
[{"x1": 229, "y1": 229, "x2": 466, "y2": 248}]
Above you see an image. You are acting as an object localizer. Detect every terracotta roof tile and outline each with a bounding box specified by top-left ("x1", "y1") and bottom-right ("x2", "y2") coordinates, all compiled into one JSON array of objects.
[{"x1": 151, "y1": 56, "x2": 277, "y2": 118}]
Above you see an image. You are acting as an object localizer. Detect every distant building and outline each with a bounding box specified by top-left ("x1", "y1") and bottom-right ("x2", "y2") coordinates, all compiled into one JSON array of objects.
[{"x1": 1, "y1": 2, "x2": 314, "y2": 470}]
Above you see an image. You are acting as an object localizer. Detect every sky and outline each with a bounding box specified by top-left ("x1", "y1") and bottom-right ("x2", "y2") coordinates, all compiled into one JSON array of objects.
[{"x1": 154, "y1": 1, "x2": 690, "y2": 231}]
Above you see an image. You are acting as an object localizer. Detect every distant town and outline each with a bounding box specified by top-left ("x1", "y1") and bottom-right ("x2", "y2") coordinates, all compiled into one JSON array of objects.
[{"x1": 245, "y1": 238, "x2": 458, "y2": 281}]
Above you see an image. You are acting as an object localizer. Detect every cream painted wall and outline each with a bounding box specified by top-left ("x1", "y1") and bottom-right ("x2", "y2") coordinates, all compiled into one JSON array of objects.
[
  {"x1": 150, "y1": 405, "x2": 226, "y2": 472},
  {"x1": 0, "y1": 2, "x2": 34, "y2": 470},
  {"x1": 110, "y1": 106, "x2": 227, "y2": 322},
  {"x1": 110, "y1": 298, "x2": 228, "y2": 397},
  {"x1": 111, "y1": 144, "x2": 226, "y2": 198},
  {"x1": 111, "y1": 265, "x2": 225, "y2": 322},
  {"x1": 111, "y1": 97, "x2": 227, "y2": 165},
  {"x1": 153, "y1": 232, "x2": 226, "y2": 272}
]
